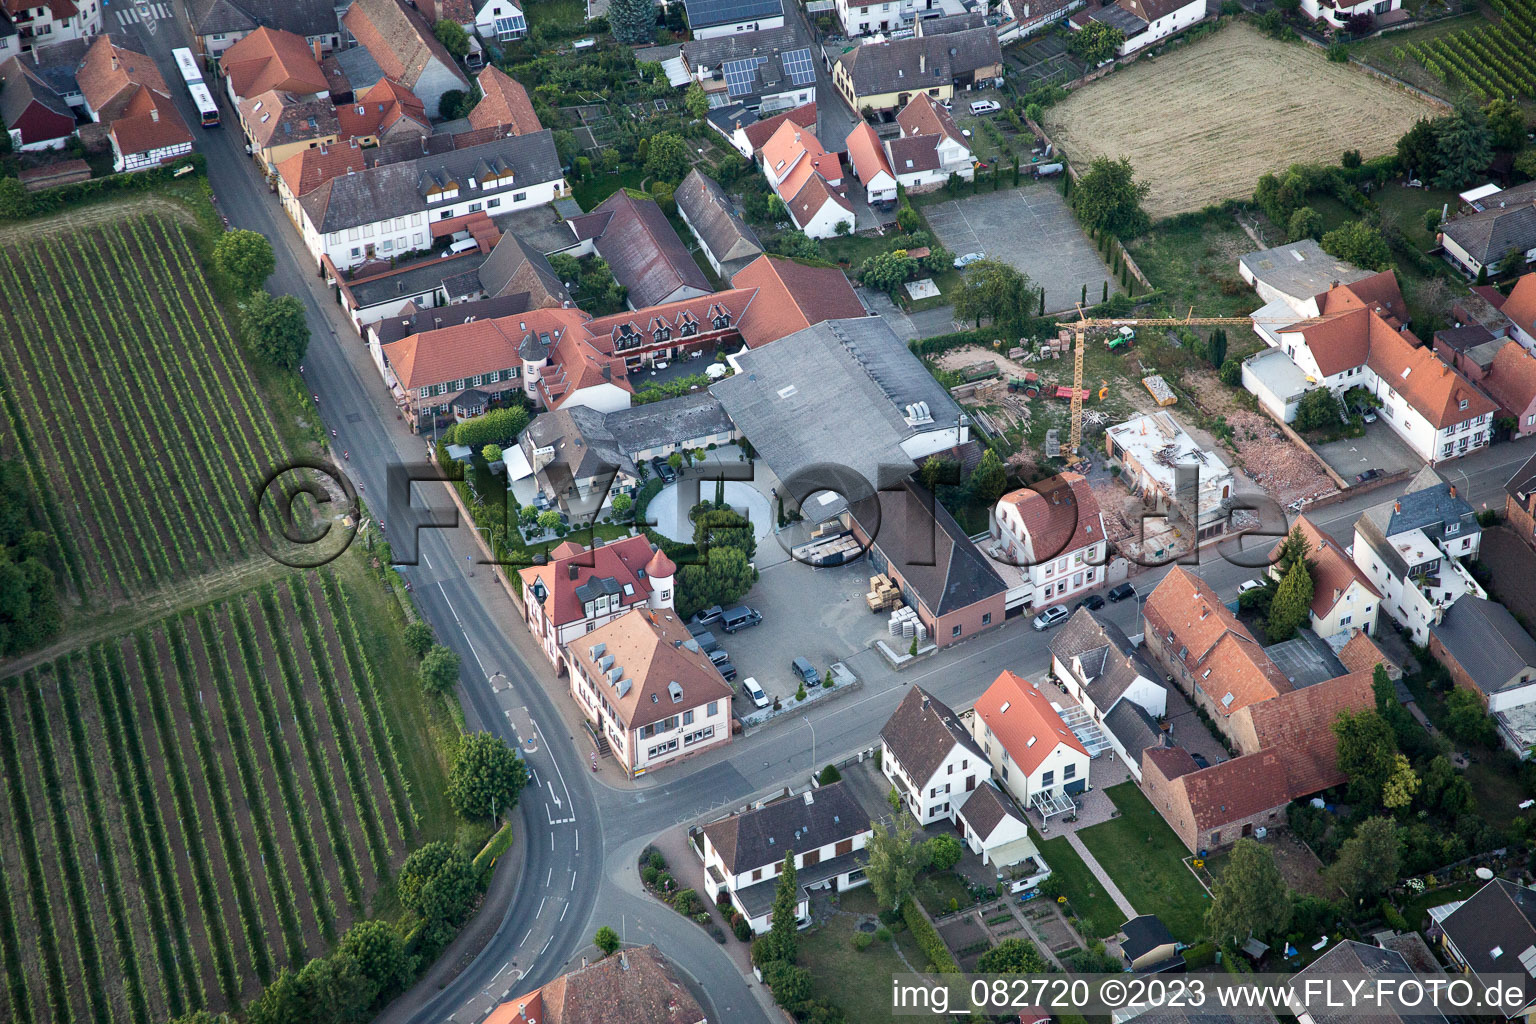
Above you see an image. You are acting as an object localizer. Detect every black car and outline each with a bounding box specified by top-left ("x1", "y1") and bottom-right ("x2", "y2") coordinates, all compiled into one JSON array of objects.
[
  {"x1": 1075, "y1": 594, "x2": 1105, "y2": 611},
  {"x1": 651, "y1": 457, "x2": 677, "y2": 483},
  {"x1": 1107, "y1": 582, "x2": 1136, "y2": 603},
  {"x1": 1355, "y1": 468, "x2": 1383, "y2": 484},
  {"x1": 1191, "y1": 752, "x2": 1210, "y2": 769},
  {"x1": 715, "y1": 660, "x2": 738, "y2": 682}
]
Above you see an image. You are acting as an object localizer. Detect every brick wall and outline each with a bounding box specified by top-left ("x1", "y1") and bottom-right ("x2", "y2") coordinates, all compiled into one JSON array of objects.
[
  {"x1": 1508, "y1": 493, "x2": 1536, "y2": 554},
  {"x1": 1139, "y1": 752, "x2": 1198, "y2": 853},
  {"x1": 1427, "y1": 630, "x2": 1486, "y2": 708}
]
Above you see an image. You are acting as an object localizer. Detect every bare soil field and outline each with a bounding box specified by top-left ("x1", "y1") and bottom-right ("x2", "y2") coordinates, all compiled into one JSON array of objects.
[{"x1": 1043, "y1": 22, "x2": 1442, "y2": 218}]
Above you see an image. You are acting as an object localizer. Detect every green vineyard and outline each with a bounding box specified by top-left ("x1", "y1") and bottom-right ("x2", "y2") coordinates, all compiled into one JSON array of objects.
[
  {"x1": 0, "y1": 574, "x2": 421, "y2": 1024},
  {"x1": 1399, "y1": 0, "x2": 1536, "y2": 100}
]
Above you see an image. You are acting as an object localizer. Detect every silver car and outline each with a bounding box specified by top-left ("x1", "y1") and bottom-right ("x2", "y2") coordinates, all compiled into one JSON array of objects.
[
  {"x1": 1031, "y1": 604, "x2": 1069, "y2": 631},
  {"x1": 953, "y1": 251, "x2": 986, "y2": 269}
]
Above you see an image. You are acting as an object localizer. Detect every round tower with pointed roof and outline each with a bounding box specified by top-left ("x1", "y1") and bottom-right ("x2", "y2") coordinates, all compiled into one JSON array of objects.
[
  {"x1": 520, "y1": 330, "x2": 550, "y2": 404},
  {"x1": 644, "y1": 544, "x2": 676, "y2": 610}
]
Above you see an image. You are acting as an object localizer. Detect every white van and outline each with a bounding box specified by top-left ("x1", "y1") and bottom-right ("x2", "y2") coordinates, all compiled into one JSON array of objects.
[
  {"x1": 443, "y1": 236, "x2": 479, "y2": 256},
  {"x1": 969, "y1": 99, "x2": 1001, "y2": 115}
]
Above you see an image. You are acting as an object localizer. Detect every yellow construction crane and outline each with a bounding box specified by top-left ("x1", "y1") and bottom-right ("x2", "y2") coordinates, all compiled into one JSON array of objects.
[{"x1": 1064, "y1": 310, "x2": 1297, "y2": 454}]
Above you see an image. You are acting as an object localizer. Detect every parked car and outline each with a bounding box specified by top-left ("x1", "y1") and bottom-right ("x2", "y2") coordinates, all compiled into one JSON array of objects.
[
  {"x1": 721, "y1": 606, "x2": 762, "y2": 633},
  {"x1": 1358, "y1": 407, "x2": 1378, "y2": 423},
  {"x1": 1032, "y1": 604, "x2": 1069, "y2": 631},
  {"x1": 1191, "y1": 752, "x2": 1210, "y2": 769},
  {"x1": 687, "y1": 619, "x2": 711, "y2": 638},
  {"x1": 953, "y1": 251, "x2": 986, "y2": 269},
  {"x1": 692, "y1": 631, "x2": 719, "y2": 653},
  {"x1": 791, "y1": 657, "x2": 819, "y2": 686},
  {"x1": 715, "y1": 660, "x2": 738, "y2": 682},
  {"x1": 969, "y1": 99, "x2": 1001, "y2": 115},
  {"x1": 1355, "y1": 468, "x2": 1383, "y2": 484},
  {"x1": 693, "y1": 605, "x2": 724, "y2": 626},
  {"x1": 708, "y1": 648, "x2": 730, "y2": 665},
  {"x1": 742, "y1": 676, "x2": 770, "y2": 708},
  {"x1": 1237, "y1": 579, "x2": 1266, "y2": 595},
  {"x1": 651, "y1": 456, "x2": 677, "y2": 483},
  {"x1": 1075, "y1": 594, "x2": 1105, "y2": 611},
  {"x1": 1106, "y1": 582, "x2": 1136, "y2": 603}
]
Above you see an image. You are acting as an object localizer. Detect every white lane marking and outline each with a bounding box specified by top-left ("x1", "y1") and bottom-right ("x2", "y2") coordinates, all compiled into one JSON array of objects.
[
  {"x1": 546, "y1": 780, "x2": 561, "y2": 808},
  {"x1": 574, "y1": 829, "x2": 579, "y2": 852},
  {"x1": 437, "y1": 581, "x2": 488, "y2": 675},
  {"x1": 549, "y1": 831, "x2": 554, "y2": 851},
  {"x1": 531, "y1": 718, "x2": 573, "y2": 813},
  {"x1": 560, "y1": 902, "x2": 569, "y2": 921},
  {"x1": 569, "y1": 871, "x2": 577, "y2": 891},
  {"x1": 536, "y1": 896, "x2": 546, "y2": 917},
  {"x1": 546, "y1": 867, "x2": 552, "y2": 886}
]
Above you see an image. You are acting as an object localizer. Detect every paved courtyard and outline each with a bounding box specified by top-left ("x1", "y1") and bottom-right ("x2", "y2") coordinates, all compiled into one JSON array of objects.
[
  {"x1": 924, "y1": 185, "x2": 1115, "y2": 314},
  {"x1": 1312, "y1": 419, "x2": 1424, "y2": 484}
]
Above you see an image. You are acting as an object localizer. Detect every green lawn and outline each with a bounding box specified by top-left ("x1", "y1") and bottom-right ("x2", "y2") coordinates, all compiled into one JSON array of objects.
[
  {"x1": 915, "y1": 869, "x2": 975, "y2": 918},
  {"x1": 1124, "y1": 213, "x2": 1260, "y2": 318},
  {"x1": 800, "y1": 887, "x2": 931, "y2": 1024},
  {"x1": 570, "y1": 166, "x2": 651, "y2": 211},
  {"x1": 1077, "y1": 783, "x2": 1211, "y2": 943},
  {"x1": 523, "y1": 0, "x2": 589, "y2": 36},
  {"x1": 1036, "y1": 836, "x2": 1124, "y2": 940},
  {"x1": 1396, "y1": 879, "x2": 1481, "y2": 931}
]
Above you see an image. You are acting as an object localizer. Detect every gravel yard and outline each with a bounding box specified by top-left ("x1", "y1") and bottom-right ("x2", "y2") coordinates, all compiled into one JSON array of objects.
[{"x1": 1042, "y1": 22, "x2": 1441, "y2": 218}]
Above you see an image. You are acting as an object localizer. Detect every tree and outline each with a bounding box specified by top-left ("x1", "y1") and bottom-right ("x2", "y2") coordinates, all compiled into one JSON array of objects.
[
  {"x1": 759, "y1": 852, "x2": 800, "y2": 964},
  {"x1": 1484, "y1": 98, "x2": 1527, "y2": 151},
  {"x1": 334, "y1": 919, "x2": 412, "y2": 1010},
  {"x1": 1326, "y1": 816, "x2": 1401, "y2": 901},
  {"x1": 608, "y1": 0, "x2": 656, "y2": 43},
  {"x1": 1220, "y1": 358, "x2": 1242, "y2": 386},
  {"x1": 1418, "y1": 754, "x2": 1472, "y2": 816},
  {"x1": 919, "y1": 456, "x2": 960, "y2": 493},
  {"x1": 594, "y1": 925, "x2": 621, "y2": 956},
  {"x1": 860, "y1": 249, "x2": 919, "y2": 295},
  {"x1": 644, "y1": 132, "x2": 690, "y2": 184},
  {"x1": 518, "y1": 504, "x2": 539, "y2": 528},
  {"x1": 433, "y1": 18, "x2": 469, "y2": 58},
  {"x1": 667, "y1": 452, "x2": 684, "y2": 471},
  {"x1": 448, "y1": 731, "x2": 530, "y2": 820},
  {"x1": 952, "y1": 259, "x2": 1031, "y2": 328},
  {"x1": 977, "y1": 938, "x2": 1049, "y2": 974},
  {"x1": 611, "y1": 492, "x2": 634, "y2": 517},
  {"x1": 1332, "y1": 708, "x2": 1398, "y2": 809},
  {"x1": 1067, "y1": 20, "x2": 1124, "y2": 63},
  {"x1": 1272, "y1": 524, "x2": 1311, "y2": 578},
  {"x1": 1516, "y1": 148, "x2": 1536, "y2": 182},
  {"x1": 1072, "y1": 156, "x2": 1150, "y2": 238},
  {"x1": 1207, "y1": 328, "x2": 1228, "y2": 369},
  {"x1": 398, "y1": 841, "x2": 478, "y2": 923},
  {"x1": 1344, "y1": 11, "x2": 1373, "y2": 34},
  {"x1": 684, "y1": 83, "x2": 709, "y2": 120},
  {"x1": 213, "y1": 229, "x2": 275, "y2": 294},
  {"x1": 1381, "y1": 753, "x2": 1419, "y2": 810},
  {"x1": 967, "y1": 449, "x2": 1009, "y2": 506},
  {"x1": 761, "y1": 960, "x2": 812, "y2": 1009},
  {"x1": 1293, "y1": 386, "x2": 1344, "y2": 433},
  {"x1": 537, "y1": 509, "x2": 563, "y2": 533},
  {"x1": 1320, "y1": 220, "x2": 1392, "y2": 271},
  {"x1": 1395, "y1": 118, "x2": 1442, "y2": 181},
  {"x1": 482, "y1": 443, "x2": 503, "y2": 464},
  {"x1": 1432, "y1": 106, "x2": 1493, "y2": 189},
  {"x1": 403, "y1": 621, "x2": 435, "y2": 658},
  {"x1": 896, "y1": 205, "x2": 921, "y2": 233},
  {"x1": 1266, "y1": 554, "x2": 1314, "y2": 643},
  {"x1": 1287, "y1": 206, "x2": 1323, "y2": 242},
  {"x1": 1205, "y1": 839, "x2": 1292, "y2": 945},
  {"x1": 419, "y1": 644, "x2": 461, "y2": 695},
  {"x1": 817, "y1": 763, "x2": 842, "y2": 785},
  {"x1": 926, "y1": 833, "x2": 962, "y2": 871},
  {"x1": 241, "y1": 290, "x2": 309, "y2": 369},
  {"x1": 864, "y1": 815, "x2": 930, "y2": 912},
  {"x1": 1444, "y1": 687, "x2": 1499, "y2": 747}
]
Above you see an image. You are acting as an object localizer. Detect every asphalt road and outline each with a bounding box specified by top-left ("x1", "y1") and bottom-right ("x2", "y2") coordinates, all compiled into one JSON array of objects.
[{"x1": 122, "y1": 10, "x2": 1536, "y2": 1020}]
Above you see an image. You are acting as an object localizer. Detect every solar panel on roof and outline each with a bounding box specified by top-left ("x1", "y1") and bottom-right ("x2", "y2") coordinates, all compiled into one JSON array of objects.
[
  {"x1": 722, "y1": 55, "x2": 767, "y2": 97},
  {"x1": 684, "y1": 0, "x2": 783, "y2": 28},
  {"x1": 780, "y1": 47, "x2": 815, "y2": 85}
]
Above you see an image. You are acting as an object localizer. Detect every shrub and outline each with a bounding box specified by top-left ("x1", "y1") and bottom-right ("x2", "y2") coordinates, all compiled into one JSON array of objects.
[
  {"x1": 649, "y1": 851, "x2": 667, "y2": 871},
  {"x1": 734, "y1": 917, "x2": 752, "y2": 941},
  {"x1": 672, "y1": 888, "x2": 703, "y2": 915},
  {"x1": 641, "y1": 865, "x2": 659, "y2": 886},
  {"x1": 903, "y1": 900, "x2": 958, "y2": 973},
  {"x1": 1220, "y1": 358, "x2": 1242, "y2": 387},
  {"x1": 875, "y1": 926, "x2": 893, "y2": 943},
  {"x1": 817, "y1": 764, "x2": 842, "y2": 785},
  {"x1": 852, "y1": 931, "x2": 874, "y2": 951}
]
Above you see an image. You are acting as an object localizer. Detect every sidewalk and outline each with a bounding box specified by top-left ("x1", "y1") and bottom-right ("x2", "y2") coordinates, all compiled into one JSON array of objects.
[{"x1": 1064, "y1": 831, "x2": 1137, "y2": 921}]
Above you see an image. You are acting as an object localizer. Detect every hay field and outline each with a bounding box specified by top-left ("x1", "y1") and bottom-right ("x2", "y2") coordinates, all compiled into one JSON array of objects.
[{"x1": 1042, "y1": 22, "x2": 1442, "y2": 218}]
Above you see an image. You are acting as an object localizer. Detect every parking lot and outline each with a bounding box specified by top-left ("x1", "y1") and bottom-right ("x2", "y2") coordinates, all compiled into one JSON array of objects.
[
  {"x1": 1311, "y1": 419, "x2": 1424, "y2": 485},
  {"x1": 924, "y1": 184, "x2": 1115, "y2": 314}
]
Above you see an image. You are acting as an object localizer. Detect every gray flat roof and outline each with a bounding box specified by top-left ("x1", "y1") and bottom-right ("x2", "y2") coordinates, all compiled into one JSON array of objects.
[
  {"x1": 1245, "y1": 347, "x2": 1311, "y2": 402},
  {"x1": 1263, "y1": 629, "x2": 1348, "y2": 689},
  {"x1": 1239, "y1": 239, "x2": 1372, "y2": 302}
]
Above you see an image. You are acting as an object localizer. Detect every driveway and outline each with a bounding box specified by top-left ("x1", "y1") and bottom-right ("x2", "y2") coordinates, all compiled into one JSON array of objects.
[
  {"x1": 924, "y1": 185, "x2": 1114, "y2": 314},
  {"x1": 1312, "y1": 419, "x2": 1424, "y2": 484}
]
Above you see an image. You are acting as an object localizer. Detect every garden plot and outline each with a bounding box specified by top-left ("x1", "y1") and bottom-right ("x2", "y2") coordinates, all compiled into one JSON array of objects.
[{"x1": 1042, "y1": 22, "x2": 1441, "y2": 218}]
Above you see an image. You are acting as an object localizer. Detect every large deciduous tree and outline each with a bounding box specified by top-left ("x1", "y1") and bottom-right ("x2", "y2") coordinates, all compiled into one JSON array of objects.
[
  {"x1": 1320, "y1": 220, "x2": 1393, "y2": 272},
  {"x1": 952, "y1": 259, "x2": 1032, "y2": 328},
  {"x1": 864, "y1": 815, "x2": 930, "y2": 912},
  {"x1": 643, "y1": 131, "x2": 690, "y2": 184},
  {"x1": 1072, "y1": 156, "x2": 1150, "y2": 238},
  {"x1": 1068, "y1": 21, "x2": 1124, "y2": 63},
  {"x1": 1326, "y1": 816, "x2": 1401, "y2": 901},
  {"x1": 419, "y1": 644, "x2": 462, "y2": 695},
  {"x1": 214, "y1": 228, "x2": 275, "y2": 294},
  {"x1": 1332, "y1": 708, "x2": 1398, "y2": 809},
  {"x1": 447, "y1": 731, "x2": 530, "y2": 820},
  {"x1": 433, "y1": 19, "x2": 470, "y2": 58},
  {"x1": 860, "y1": 249, "x2": 919, "y2": 295},
  {"x1": 240, "y1": 290, "x2": 309, "y2": 369},
  {"x1": 1205, "y1": 839, "x2": 1292, "y2": 945},
  {"x1": 608, "y1": 0, "x2": 656, "y2": 43}
]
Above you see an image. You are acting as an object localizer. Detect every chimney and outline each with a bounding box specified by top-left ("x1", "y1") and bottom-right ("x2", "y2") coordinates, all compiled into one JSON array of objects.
[
  {"x1": 1333, "y1": 587, "x2": 1341, "y2": 604},
  {"x1": 619, "y1": 952, "x2": 630, "y2": 971},
  {"x1": 314, "y1": 39, "x2": 323, "y2": 63},
  {"x1": 568, "y1": 564, "x2": 579, "y2": 580},
  {"x1": 1449, "y1": 484, "x2": 1456, "y2": 498},
  {"x1": 150, "y1": 106, "x2": 159, "y2": 122},
  {"x1": 1394, "y1": 500, "x2": 1402, "y2": 513},
  {"x1": 919, "y1": 52, "x2": 926, "y2": 73}
]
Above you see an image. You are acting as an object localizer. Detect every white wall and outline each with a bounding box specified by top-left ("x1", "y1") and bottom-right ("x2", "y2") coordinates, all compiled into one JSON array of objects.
[
  {"x1": 797, "y1": 198, "x2": 853, "y2": 239},
  {"x1": 835, "y1": 0, "x2": 912, "y2": 35},
  {"x1": 1116, "y1": 0, "x2": 1205, "y2": 54},
  {"x1": 900, "y1": 423, "x2": 968, "y2": 462},
  {"x1": 693, "y1": 11, "x2": 785, "y2": 37},
  {"x1": 560, "y1": 381, "x2": 633, "y2": 414},
  {"x1": 117, "y1": 138, "x2": 194, "y2": 173},
  {"x1": 1488, "y1": 679, "x2": 1536, "y2": 714},
  {"x1": 880, "y1": 737, "x2": 983, "y2": 825},
  {"x1": 972, "y1": 716, "x2": 1090, "y2": 808},
  {"x1": 863, "y1": 170, "x2": 897, "y2": 205},
  {"x1": 1311, "y1": 579, "x2": 1378, "y2": 639}
]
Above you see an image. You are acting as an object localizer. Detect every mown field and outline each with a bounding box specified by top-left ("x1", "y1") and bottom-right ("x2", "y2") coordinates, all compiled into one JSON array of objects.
[
  {"x1": 0, "y1": 214, "x2": 287, "y2": 610},
  {"x1": 1043, "y1": 22, "x2": 1441, "y2": 217},
  {"x1": 0, "y1": 204, "x2": 461, "y2": 1024}
]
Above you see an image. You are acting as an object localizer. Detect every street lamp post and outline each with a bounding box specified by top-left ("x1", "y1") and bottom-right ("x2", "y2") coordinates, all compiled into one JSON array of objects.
[{"x1": 803, "y1": 714, "x2": 816, "y2": 774}]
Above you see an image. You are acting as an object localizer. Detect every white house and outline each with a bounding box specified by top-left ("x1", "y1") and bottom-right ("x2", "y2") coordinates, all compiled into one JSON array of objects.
[
  {"x1": 1438, "y1": 180, "x2": 1536, "y2": 280},
  {"x1": 474, "y1": 0, "x2": 527, "y2": 40},
  {"x1": 683, "y1": 0, "x2": 786, "y2": 38},
  {"x1": 1299, "y1": 0, "x2": 1399, "y2": 27},
  {"x1": 518, "y1": 534, "x2": 676, "y2": 670},
  {"x1": 698, "y1": 783, "x2": 871, "y2": 934},
  {"x1": 0, "y1": 0, "x2": 102, "y2": 60},
  {"x1": 988, "y1": 472, "x2": 1107, "y2": 611},
  {"x1": 884, "y1": 93, "x2": 973, "y2": 193},
  {"x1": 969, "y1": 670, "x2": 1092, "y2": 818},
  {"x1": 833, "y1": 0, "x2": 915, "y2": 35},
  {"x1": 562, "y1": 607, "x2": 732, "y2": 776},
  {"x1": 1352, "y1": 466, "x2": 1485, "y2": 645},
  {"x1": 297, "y1": 131, "x2": 565, "y2": 272},
  {"x1": 845, "y1": 122, "x2": 897, "y2": 206},
  {"x1": 1069, "y1": 0, "x2": 1207, "y2": 56},
  {"x1": 758, "y1": 117, "x2": 853, "y2": 239},
  {"x1": 879, "y1": 686, "x2": 988, "y2": 826},
  {"x1": 954, "y1": 782, "x2": 1048, "y2": 877},
  {"x1": 1267, "y1": 515, "x2": 1380, "y2": 640}
]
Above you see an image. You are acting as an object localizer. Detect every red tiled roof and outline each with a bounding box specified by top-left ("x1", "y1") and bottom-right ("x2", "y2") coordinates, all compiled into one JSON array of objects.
[
  {"x1": 1180, "y1": 749, "x2": 1292, "y2": 832},
  {"x1": 1246, "y1": 669, "x2": 1375, "y2": 797},
  {"x1": 384, "y1": 306, "x2": 590, "y2": 391},
  {"x1": 739, "y1": 101, "x2": 816, "y2": 154},
  {"x1": 897, "y1": 92, "x2": 962, "y2": 145},
  {"x1": 488, "y1": 945, "x2": 706, "y2": 1024},
  {"x1": 1266, "y1": 515, "x2": 1379, "y2": 620},
  {"x1": 276, "y1": 140, "x2": 366, "y2": 197},
  {"x1": 517, "y1": 534, "x2": 662, "y2": 627},
  {"x1": 76, "y1": 35, "x2": 168, "y2": 112},
  {"x1": 972, "y1": 670, "x2": 1088, "y2": 776},
  {"x1": 564, "y1": 609, "x2": 732, "y2": 731},
  {"x1": 845, "y1": 121, "x2": 894, "y2": 187},
  {"x1": 583, "y1": 289, "x2": 758, "y2": 353},
  {"x1": 336, "y1": 77, "x2": 429, "y2": 140},
  {"x1": 470, "y1": 66, "x2": 541, "y2": 135},
  {"x1": 1143, "y1": 568, "x2": 1289, "y2": 715},
  {"x1": 110, "y1": 90, "x2": 193, "y2": 157},
  {"x1": 1502, "y1": 273, "x2": 1536, "y2": 333},
  {"x1": 997, "y1": 472, "x2": 1102, "y2": 563},
  {"x1": 1284, "y1": 306, "x2": 1372, "y2": 378},
  {"x1": 787, "y1": 172, "x2": 852, "y2": 231},
  {"x1": 1366, "y1": 320, "x2": 1497, "y2": 428},
  {"x1": 220, "y1": 26, "x2": 327, "y2": 98},
  {"x1": 730, "y1": 254, "x2": 865, "y2": 348},
  {"x1": 1337, "y1": 630, "x2": 1388, "y2": 676},
  {"x1": 1482, "y1": 341, "x2": 1536, "y2": 419}
]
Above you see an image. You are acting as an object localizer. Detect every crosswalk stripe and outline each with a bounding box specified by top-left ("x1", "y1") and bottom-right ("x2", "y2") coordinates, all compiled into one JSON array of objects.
[{"x1": 157, "y1": 4, "x2": 169, "y2": 17}]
